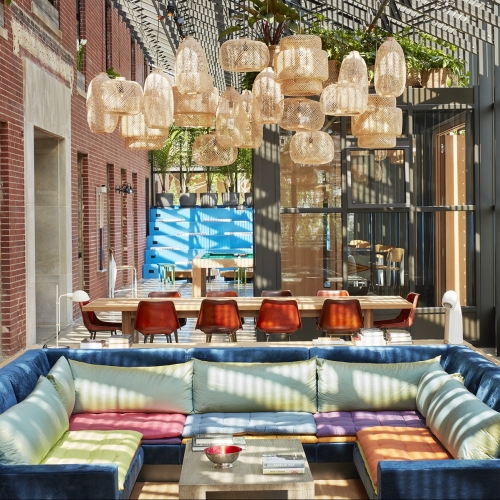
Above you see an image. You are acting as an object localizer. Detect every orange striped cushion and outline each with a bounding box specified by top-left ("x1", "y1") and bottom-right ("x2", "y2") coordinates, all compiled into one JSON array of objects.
[{"x1": 357, "y1": 426, "x2": 451, "y2": 491}]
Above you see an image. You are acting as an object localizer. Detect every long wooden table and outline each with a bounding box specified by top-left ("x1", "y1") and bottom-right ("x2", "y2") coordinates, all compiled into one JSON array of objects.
[{"x1": 82, "y1": 295, "x2": 412, "y2": 342}]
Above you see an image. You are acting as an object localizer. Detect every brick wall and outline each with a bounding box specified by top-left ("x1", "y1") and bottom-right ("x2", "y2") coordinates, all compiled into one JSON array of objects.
[{"x1": 0, "y1": 0, "x2": 151, "y2": 356}]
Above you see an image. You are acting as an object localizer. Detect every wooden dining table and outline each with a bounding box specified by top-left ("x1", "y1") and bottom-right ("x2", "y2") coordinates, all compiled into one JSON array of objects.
[{"x1": 82, "y1": 295, "x2": 413, "y2": 343}]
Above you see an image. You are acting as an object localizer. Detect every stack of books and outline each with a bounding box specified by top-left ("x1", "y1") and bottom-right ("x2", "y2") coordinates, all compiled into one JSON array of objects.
[
  {"x1": 80, "y1": 338, "x2": 106, "y2": 349},
  {"x1": 312, "y1": 337, "x2": 345, "y2": 345},
  {"x1": 352, "y1": 328, "x2": 386, "y2": 346},
  {"x1": 385, "y1": 329, "x2": 413, "y2": 345},
  {"x1": 192, "y1": 433, "x2": 246, "y2": 451},
  {"x1": 107, "y1": 335, "x2": 133, "y2": 348},
  {"x1": 262, "y1": 454, "x2": 305, "y2": 474}
]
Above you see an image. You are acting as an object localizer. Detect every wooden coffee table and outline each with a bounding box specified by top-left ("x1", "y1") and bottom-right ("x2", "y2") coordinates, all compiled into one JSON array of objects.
[{"x1": 178, "y1": 438, "x2": 314, "y2": 499}]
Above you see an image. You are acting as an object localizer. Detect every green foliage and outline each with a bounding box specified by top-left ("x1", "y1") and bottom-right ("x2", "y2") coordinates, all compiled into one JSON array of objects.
[
  {"x1": 218, "y1": 0, "x2": 301, "y2": 46},
  {"x1": 241, "y1": 72, "x2": 259, "y2": 91},
  {"x1": 217, "y1": 148, "x2": 252, "y2": 192},
  {"x1": 76, "y1": 40, "x2": 86, "y2": 72},
  {"x1": 149, "y1": 127, "x2": 184, "y2": 192},
  {"x1": 177, "y1": 128, "x2": 208, "y2": 192},
  {"x1": 106, "y1": 67, "x2": 120, "y2": 79},
  {"x1": 5, "y1": 0, "x2": 12, "y2": 5}
]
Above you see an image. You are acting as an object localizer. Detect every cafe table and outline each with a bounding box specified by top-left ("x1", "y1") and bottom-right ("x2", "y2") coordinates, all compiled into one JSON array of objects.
[{"x1": 82, "y1": 295, "x2": 412, "y2": 343}]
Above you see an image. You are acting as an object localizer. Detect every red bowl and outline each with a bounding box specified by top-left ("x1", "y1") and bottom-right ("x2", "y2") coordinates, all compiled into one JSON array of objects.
[
  {"x1": 205, "y1": 445, "x2": 242, "y2": 455},
  {"x1": 204, "y1": 445, "x2": 242, "y2": 468}
]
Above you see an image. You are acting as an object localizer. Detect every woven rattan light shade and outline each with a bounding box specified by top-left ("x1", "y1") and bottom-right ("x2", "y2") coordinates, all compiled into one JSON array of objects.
[
  {"x1": 87, "y1": 73, "x2": 119, "y2": 134},
  {"x1": 143, "y1": 69, "x2": 174, "y2": 130},
  {"x1": 215, "y1": 87, "x2": 246, "y2": 147},
  {"x1": 320, "y1": 82, "x2": 368, "y2": 116},
  {"x1": 268, "y1": 45, "x2": 280, "y2": 69},
  {"x1": 175, "y1": 37, "x2": 213, "y2": 94},
  {"x1": 374, "y1": 149, "x2": 388, "y2": 161},
  {"x1": 124, "y1": 137, "x2": 164, "y2": 150},
  {"x1": 102, "y1": 77, "x2": 143, "y2": 115},
  {"x1": 219, "y1": 38, "x2": 269, "y2": 72},
  {"x1": 239, "y1": 121, "x2": 264, "y2": 149},
  {"x1": 280, "y1": 34, "x2": 322, "y2": 50},
  {"x1": 173, "y1": 86, "x2": 219, "y2": 128},
  {"x1": 279, "y1": 98, "x2": 324, "y2": 132},
  {"x1": 252, "y1": 67, "x2": 284, "y2": 124},
  {"x1": 119, "y1": 113, "x2": 167, "y2": 139},
  {"x1": 338, "y1": 51, "x2": 369, "y2": 87},
  {"x1": 192, "y1": 132, "x2": 238, "y2": 166},
  {"x1": 390, "y1": 149, "x2": 405, "y2": 164},
  {"x1": 374, "y1": 37, "x2": 406, "y2": 98},
  {"x1": 357, "y1": 135, "x2": 397, "y2": 149},
  {"x1": 352, "y1": 95, "x2": 402, "y2": 136},
  {"x1": 290, "y1": 131, "x2": 335, "y2": 165}
]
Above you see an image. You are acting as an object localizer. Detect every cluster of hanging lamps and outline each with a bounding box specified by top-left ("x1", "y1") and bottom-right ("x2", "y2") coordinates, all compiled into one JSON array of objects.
[
  {"x1": 118, "y1": 113, "x2": 167, "y2": 140},
  {"x1": 142, "y1": 68, "x2": 174, "y2": 130},
  {"x1": 279, "y1": 98, "x2": 324, "y2": 132},
  {"x1": 275, "y1": 34, "x2": 328, "y2": 96},
  {"x1": 252, "y1": 67, "x2": 284, "y2": 125},
  {"x1": 192, "y1": 131, "x2": 238, "y2": 166},
  {"x1": 175, "y1": 37, "x2": 213, "y2": 94},
  {"x1": 219, "y1": 37, "x2": 269, "y2": 72},
  {"x1": 173, "y1": 86, "x2": 219, "y2": 128},
  {"x1": 215, "y1": 87, "x2": 246, "y2": 147},
  {"x1": 86, "y1": 73, "x2": 119, "y2": 134}
]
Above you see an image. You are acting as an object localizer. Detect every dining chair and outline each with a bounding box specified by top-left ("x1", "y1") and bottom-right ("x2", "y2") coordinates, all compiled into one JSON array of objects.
[
  {"x1": 148, "y1": 291, "x2": 187, "y2": 328},
  {"x1": 314, "y1": 290, "x2": 350, "y2": 325},
  {"x1": 317, "y1": 298, "x2": 364, "y2": 339},
  {"x1": 195, "y1": 298, "x2": 242, "y2": 342},
  {"x1": 206, "y1": 291, "x2": 239, "y2": 297},
  {"x1": 134, "y1": 300, "x2": 181, "y2": 343},
  {"x1": 260, "y1": 290, "x2": 293, "y2": 297},
  {"x1": 79, "y1": 301, "x2": 122, "y2": 340},
  {"x1": 256, "y1": 299, "x2": 302, "y2": 341},
  {"x1": 373, "y1": 292, "x2": 420, "y2": 330}
]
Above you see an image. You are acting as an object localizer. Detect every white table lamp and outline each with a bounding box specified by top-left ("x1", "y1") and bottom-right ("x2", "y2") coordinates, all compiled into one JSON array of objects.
[
  {"x1": 442, "y1": 290, "x2": 463, "y2": 344},
  {"x1": 56, "y1": 286, "x2": 90, "y2": 347}
]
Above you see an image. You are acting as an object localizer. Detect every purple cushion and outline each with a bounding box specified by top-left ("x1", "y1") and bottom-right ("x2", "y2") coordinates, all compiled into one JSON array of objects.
[{"x1": 314, "y1": 410, "x2": 425, "y2": 437}]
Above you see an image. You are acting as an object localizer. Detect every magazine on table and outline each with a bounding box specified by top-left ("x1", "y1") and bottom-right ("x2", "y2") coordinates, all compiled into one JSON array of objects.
[
  {"x1": 262, "y1": 454, "x2": 305, "y2": 468},
  {"x1": 192, "y1": 434, "x2": 246, "y2": 451}
]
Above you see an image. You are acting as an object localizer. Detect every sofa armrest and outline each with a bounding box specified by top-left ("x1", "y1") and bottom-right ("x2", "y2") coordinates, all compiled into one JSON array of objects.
[
  {"x1": 378, "y1": 460, "x2": 500, "y2": 499},
  {"x1": 0, "y1": 464, "x2": 119, "y2": 500}
]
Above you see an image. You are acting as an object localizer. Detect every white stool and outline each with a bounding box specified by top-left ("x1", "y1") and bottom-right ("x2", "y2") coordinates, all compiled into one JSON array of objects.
[{"x1": 115, "y1": 265, "x2": 137, "y2": 297}]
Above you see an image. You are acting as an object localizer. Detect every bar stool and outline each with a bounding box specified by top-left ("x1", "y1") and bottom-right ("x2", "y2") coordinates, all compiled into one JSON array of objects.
[
  {"x1": 158, "y1": 263, "x2": 176, "y2": 285},
  {"x1": 115, "y1": 265, "x2": 137, "y2": 297}
]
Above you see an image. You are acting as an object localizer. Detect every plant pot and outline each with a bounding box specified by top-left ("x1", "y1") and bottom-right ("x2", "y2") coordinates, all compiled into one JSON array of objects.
[
  {"x1": 323, "y1": 60, "x2": 340, "y2": 88},
  {"x1": 222, "y1": 192, "x2": 240, "y2": 207},
  {"x1": 200, "y1": 192, "x2": 218, "y2": 208},
  {"x1": 179, "y1": 193, "x2": 197, "y2": 207},
  {"x1": 405, "y1": 70, "x2": 422, "y2": 88},
  {"x1": 156, "y1": 192, "x2": 174, "y2": 208},
  {"x1": 421, "y1": 68, "x2": 457, "y2": 88},
  {"x1": 244, "y1": 192, "x2": 253, "y2": 207}
]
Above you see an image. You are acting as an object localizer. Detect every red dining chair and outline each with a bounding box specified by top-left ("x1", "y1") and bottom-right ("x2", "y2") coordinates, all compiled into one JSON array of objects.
[
  {"x1": 195, "y1": 299, "x2": 242, "y2": 342},
  {"x1": 148, "y1": 291, "x2": 187, "y2": 328},
  {"x1": 134, "y1": 300, "x2": 181, "y2": 343},
  {"x1": 260, "y1": 290, "x2": 293, "y2": 297},
  {"x1": 314, "y1": 290, "x2": 350, "y2": 325},
  {"x1": 206, "y1": 291, "x2": 239, "y2": 297},
  {"x1": 373, "y1": 292, "x2": 420, "y2": 330},
  {"x1": 256, "y1": 299, "x2": 302, "y2": 341},
  {"x1": 317, "y1": 298, "x2": 364, "y2": 338},
  {"x1": 79, "y1": 301, "x2": 122, "y2": 340}
]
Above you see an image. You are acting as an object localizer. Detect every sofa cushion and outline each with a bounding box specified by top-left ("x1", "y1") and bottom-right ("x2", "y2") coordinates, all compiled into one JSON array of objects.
[
  {"x1": 41, "y1": 430, "x2": 142, "y2": 491},
  {"x1": 314, "y1": 410, "x2": 425, "y2": 437},
  {"x1": 0, "y1": 376, "x2": 17, "y2": 414},
  {"x1": 476, "y1": 371, "x2": 500, "y2": 412},
  {"x1": 192, "y1": 358, "x2": 317, "y2": 413},
  {"x1": 317, "y1": 357, "x2": 440, "y2": 412},
  {"x1": 416, "y1": 360, "x2": 464, "y2": 418},
  {"x1": 356, "y1": 426, "x2": 451, "y2": 492},
  {"x1": 427, "y1": 378, "x2": 500, "y2": 459},
  {"x1": 182, "y1": 412, "x2": 317, "y2": 437},
  {"x1": 69, "y1": 412, "x2": 186, "y2": 439},
  {"x1": 69, "y1": 359, "x2": 193, "y2": 414},
  {"x1": 47, "y1": 356, "x2": 75, "y2": 417},
  {"x1": 0, "y1": 376, "x2": 68, "y2": 465}
]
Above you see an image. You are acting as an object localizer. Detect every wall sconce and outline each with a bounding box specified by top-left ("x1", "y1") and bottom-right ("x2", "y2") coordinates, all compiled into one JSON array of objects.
[{"x1": 115, "y1": 182, "x2": 134, "y2": 194}]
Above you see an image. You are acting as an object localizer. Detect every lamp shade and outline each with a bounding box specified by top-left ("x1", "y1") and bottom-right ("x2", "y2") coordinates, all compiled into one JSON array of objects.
[
  {"x1": 192, "y1": 132, "x2": 238, "y2": 166},
  {"x1": 175, "y1": 36, "x2": 213, "y2": 94},
  {"x1": 357, "y1": 134, "x2": 397, "y2": 149},
  {"x1": 124, "y1": 137, "x2": 164, "y2": 150},
  {"x1": 390, "y1": 149, "x2": 405, "y2": 164},
  {"x1": 219, "y1": 38, "x2": 269, "y2": 72},
  {"x1": 252, "y1": 67, "x2": 284, "y2": 124},
  {"x1": 142, "y1": 68, "x2": 174, "y2": 130},
  {"x1": 102, "y1": 77, "x2": 143, "y2": 115},
  {"x1": 173, "y1": 86, "x2": 219, "y2": 128},
  {"x1": 119, "y1": 113, "x2": 167, "y2": 139},
  {"x1": 86, "y1": 73, "x2": 119, "y2": 134},
  {"x1": 289, "y1": 131, "x2": 335, "y2": 165},
  {"x1": 352, "y1": 95, "x2": 402, "y2": 137},
  {"x1": 68, "y1": 290, "x2": 90, "y2": 302},
  {"x1": 215, "y1": 87, "x2": 246, "y2": 147},
  {"x1": 374, "y1": 37, "x2": 406, "y2": 98},
  {"x1": 338, "y1": 51, "x2": 369, "y2": 87},
  {"x1": 374, "y1": 149, "x2": 388, "y2": 161},
  {"x1": 320, "y1": 82, "x2": 368, "y2": 116},
  {"x1": 279, "y1": 98, "x2": 324, "y2": 132}
]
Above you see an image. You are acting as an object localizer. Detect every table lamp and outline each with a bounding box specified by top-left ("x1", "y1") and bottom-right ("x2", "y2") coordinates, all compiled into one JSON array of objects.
[{"x1": 56, "y1": 286, "x2": 90, "y2": 347}]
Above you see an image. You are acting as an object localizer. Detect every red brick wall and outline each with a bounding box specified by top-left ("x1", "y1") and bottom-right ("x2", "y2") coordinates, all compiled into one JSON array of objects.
[{"x1": 0, "y1": 1, "x2": 151, "y2": 356}]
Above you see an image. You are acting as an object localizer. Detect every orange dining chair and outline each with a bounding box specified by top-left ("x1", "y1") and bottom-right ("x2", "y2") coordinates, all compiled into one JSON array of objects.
[
  {"x1": 206, "y1": 291, "x2": 239, "y2": 297},
  {"x1": 260, "y1": 290, "x2": 293, "y2": 297},
  {"x1": 195, "y1": 298, "x2": 242, "y2": 342},
  {"x1": 148, "y1": 291, "x2": 187, "y2": 328},
  {"x1": 314, "y1": 290, "x2": 350, "y2": 325},
  {"x1": 134, "y1": 300, "x2": 181, "y2": 343},
  {"x1": 317, "y1": 298, "x2": 364, "y2": 339},
  {"x1": 373, "y1": 292, "x2": 420, "y2": 330},
  {"x1": 79, "y1": 301, "x2": 122, "y2": 340},
  {"x1": 256, "y1": 299, "x2": 302, "y2": 341}
]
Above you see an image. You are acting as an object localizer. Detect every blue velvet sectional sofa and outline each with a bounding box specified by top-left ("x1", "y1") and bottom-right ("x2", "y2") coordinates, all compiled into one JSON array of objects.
[{"x1": 0, "y1": 344, "x2": 500, "y2": 499}]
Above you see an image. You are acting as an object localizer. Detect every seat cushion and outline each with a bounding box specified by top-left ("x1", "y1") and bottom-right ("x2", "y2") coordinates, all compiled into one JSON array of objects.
[
  {"x1": 47, "y1": 356, "x2": 75, "y2": 417},
  {"x1": 42, "y1": 430, "x2": 142, "y2": 491},
  {"x1": 69, "y1": 412, "x2": 187, "y2": 440},
  {"x1": 315, "y1": 410, "x2": 425, "y2": 437},
  {"x1": 357, "y1": 426, "x2": 451, "y2": 491},
  {"x1": 0, "y1": 376, "x2": 17, "y2": 414},
  {"x1": 182, "y1": 412, "x2": 317, "y2": 437}
]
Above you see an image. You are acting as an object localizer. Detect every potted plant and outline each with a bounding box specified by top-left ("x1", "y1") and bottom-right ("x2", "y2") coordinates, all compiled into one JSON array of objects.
[
  {"x1": 199, "y1": 166, "x2": 219, "y2": 208},
  {"x1": 218, "y1": 149, "x2": 253, "y2": 207},
  {"x1": 149, "y1": 127, "x2": 183, "y2": 208}
]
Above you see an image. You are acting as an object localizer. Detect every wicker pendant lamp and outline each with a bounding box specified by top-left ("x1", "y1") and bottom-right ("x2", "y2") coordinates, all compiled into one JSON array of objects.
[
  {"x1": 374, "y1": 149, "x2": 388, "y2": 161},
  {"x1": 390, "y1": 149, "x2": 405, "y2": 164},
  {"x1": 357, "y1": 134, "x2": 397, "y2": 149},
  {"x1": 320, "y1": 82, "x2": 368, "y2": 116},
  {"x1": 275, "y1": 34, "x2": 328, "y2": 96},
  {"x1": 374, "y1": 37, "x2": 406, "y2": 98},
  {"x1": 289, "y1": 131, "x2": 335, "y2": 165},
  {"x1": 173, "y1": 86, "x2": 219, "y2": 128},
  {"x1": 239, "y1": 121, "x2": 264, "y2": 149},
  {"x1": 268, "y1": 45, "x2": 280, "y2": 70},
  {"x1": 118, "y1": 113, "x2": 167, "y2": 139},
  {"x1": 352, "y1": 95, "x2": 402, "y2": 137},
  {"x1": 175, "y1": 36, "x2": 213, "y2": 94},
  {"x1": 219, "y1": 38, "x2": 269, "y2": 72},
  {"x1": 338, "y1": 51, "x2": 369, "y2": 87},
  {"x1": 192, "y1": 132, "x2": 238, "y2": 166},
  {"x1": 252, "y1": 67, "x2": 284, "y2": 124},
  {"x1": 279, "y1": 98, "x2": 324, "y2": 132},
  {"x1": 86, "y1": 73, "x2": 119, "y2": 134},
  {"x1": 142, "y1": 68, "x2": 174, "y2": 130},
  {"x1": 215, "y1": 87, "x2": 246, "y2": 147},
  {"x1": 124, "y1": 137, "x2": 164, "y2": 150},
  {"x1": 102, "y1": 77, "x2": 143, "y2": 115}
]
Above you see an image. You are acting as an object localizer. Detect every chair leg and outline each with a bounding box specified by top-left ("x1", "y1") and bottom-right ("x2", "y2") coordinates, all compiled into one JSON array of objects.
[
  {"x1": 166, "y1": 334, "x2": 171, "y2": 343},
  {"x1": 144, "y1": 335, "x2": 148, "y2": 344},
  {"x1": 174, "y1": 330, "x2": 179, "y2": 343},
  {"x1": 233, "y1": 332, "x2": 238, "y2": 342},
  {"x1": 90, "y1": 331, "x2": 96, "y2": 340},
  {"x1": 206, "y1": 334, "x2": 212, "y2": 343},
  {"x1": 149, "y1": 335, "x2": 154, "y2": 343}
]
